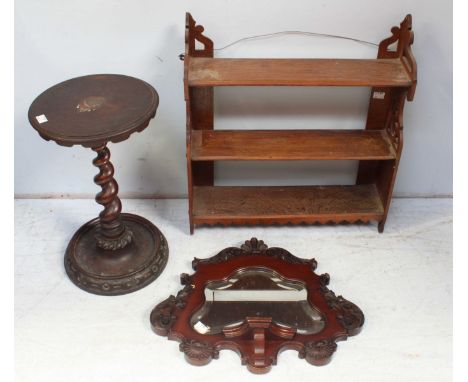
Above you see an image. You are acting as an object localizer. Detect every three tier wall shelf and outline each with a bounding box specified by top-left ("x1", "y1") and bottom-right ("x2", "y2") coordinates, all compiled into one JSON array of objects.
[{"x1": 184, "y1": 13, "x2": 417, "y2": 234}]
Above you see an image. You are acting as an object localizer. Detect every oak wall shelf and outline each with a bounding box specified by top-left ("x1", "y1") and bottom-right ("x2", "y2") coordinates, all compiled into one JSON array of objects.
[{"x1": 184, "y1": 13, "x2": 417, "y2": 234}]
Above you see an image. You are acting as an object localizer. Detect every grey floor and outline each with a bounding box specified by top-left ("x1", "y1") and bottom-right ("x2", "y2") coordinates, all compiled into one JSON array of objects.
[{"x1": 15, "y1": 198, "x2": 452, "y2": 382}]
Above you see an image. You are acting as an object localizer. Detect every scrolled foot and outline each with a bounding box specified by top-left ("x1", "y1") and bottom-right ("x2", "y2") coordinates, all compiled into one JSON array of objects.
[
  {"x1": 302, "y1": 339, "x2": 337, "y2": 366},
  {"x1": 179, "y1": 339, "x2": 219, "y2": 366}
]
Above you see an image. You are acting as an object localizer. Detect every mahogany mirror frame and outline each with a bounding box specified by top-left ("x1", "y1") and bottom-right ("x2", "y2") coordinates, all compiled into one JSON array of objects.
[{"x1": 150, "y1": 238, "x2": 364, "y2": 374}]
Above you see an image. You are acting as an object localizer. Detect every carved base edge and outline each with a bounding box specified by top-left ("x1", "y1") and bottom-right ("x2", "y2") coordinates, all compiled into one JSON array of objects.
[
  {"x1": 166, "y1": 333, "x2": 273, "y2": 373},
  {"x1": 193, "y1": 218, "x2": 379, "y2": 232},
  {"x1": 65, "y1": 227, "x2": 169, "y2": 296},
  {"x1": 161, "y1": 333, "x2": 342, "y2": 373}
]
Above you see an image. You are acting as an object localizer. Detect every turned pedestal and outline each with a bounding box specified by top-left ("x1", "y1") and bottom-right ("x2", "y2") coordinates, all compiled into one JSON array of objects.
[{"x1": 28, "y1": 74, "x2": 169, "y2": 295}]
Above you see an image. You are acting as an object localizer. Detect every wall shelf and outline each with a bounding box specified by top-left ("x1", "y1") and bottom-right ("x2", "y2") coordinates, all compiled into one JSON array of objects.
[{"x1": 184, "y1": 13, "x2": 417, "y2": 233}]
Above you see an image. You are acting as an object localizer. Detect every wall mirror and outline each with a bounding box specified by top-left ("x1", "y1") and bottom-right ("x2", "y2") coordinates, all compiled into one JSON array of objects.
[
  {"x1": 150, "y1": 238, "x2": 364, "y2": 374},
  {"x1": 190, "y1": 267, "x2": 325, "y2": 335}
]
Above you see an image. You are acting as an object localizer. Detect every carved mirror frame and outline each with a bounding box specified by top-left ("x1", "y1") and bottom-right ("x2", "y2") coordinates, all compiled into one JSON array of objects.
[{"x1": 150, "y1": 238, "x2": 364, "y2": 374}]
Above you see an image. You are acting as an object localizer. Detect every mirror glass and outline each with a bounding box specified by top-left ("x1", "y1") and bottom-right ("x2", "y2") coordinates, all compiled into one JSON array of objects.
[{"x1": 190, "y1": 267, "x2": 325, "y2": 335}]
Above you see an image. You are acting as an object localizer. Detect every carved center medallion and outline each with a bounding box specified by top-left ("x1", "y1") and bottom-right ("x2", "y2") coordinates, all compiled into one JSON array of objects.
[{"x1": 76, "y1": 96, "x2": 106, "y2": 113}]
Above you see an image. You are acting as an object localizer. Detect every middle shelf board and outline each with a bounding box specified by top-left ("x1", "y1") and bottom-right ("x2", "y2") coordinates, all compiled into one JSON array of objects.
[
  {"x1": 191, "y1": 130, "x2": 396, "y2": 161},
  {"x1": 187, "y1": 58, "x2": 413, "y2": 87}
]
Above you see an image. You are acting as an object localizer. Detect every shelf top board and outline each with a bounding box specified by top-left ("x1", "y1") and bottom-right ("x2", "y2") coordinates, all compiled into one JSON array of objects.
[{"x1": 187, "y1": 58, "x2": 413, "y2": 87}]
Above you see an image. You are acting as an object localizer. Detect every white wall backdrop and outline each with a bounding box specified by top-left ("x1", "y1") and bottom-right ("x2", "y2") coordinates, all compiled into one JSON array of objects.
[{"x1": 15, "y1": 0, "x2": 453, "y2": 197}]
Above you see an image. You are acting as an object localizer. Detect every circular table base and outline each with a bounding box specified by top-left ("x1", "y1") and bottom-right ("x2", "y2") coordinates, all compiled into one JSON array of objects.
[{"x1": 65, "y1": 213, "x2": 168, "y2": 296}]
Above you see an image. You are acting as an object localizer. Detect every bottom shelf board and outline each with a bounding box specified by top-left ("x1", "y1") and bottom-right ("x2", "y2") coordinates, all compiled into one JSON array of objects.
[{"x1": 192, "y1": 184, "x2": 384, "y2": 225}]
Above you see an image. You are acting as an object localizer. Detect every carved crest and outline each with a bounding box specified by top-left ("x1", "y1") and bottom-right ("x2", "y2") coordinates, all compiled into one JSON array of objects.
[{"x1": 192, "y1": 237, "x2": 317, "y2": 271}]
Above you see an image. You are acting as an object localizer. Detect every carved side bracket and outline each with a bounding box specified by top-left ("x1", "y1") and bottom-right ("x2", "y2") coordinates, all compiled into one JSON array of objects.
[
  {"x1": 384, "y1": 90, "x2": 406, "y2": 154},
  {"x1": 378, "y1": 14, "x2": 417, "y2": 100},
  {"x1": 185, "y1": 12, "x2": 214, "y2": 58}
]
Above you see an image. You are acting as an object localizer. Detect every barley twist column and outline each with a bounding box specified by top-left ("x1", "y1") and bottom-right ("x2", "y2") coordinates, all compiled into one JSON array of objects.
[{"x1": 92, "y1": 144, "x2": 132, "y2": 250}]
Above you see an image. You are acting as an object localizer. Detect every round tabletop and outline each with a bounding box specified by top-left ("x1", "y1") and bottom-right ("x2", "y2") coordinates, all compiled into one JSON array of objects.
[{"x1": 28, "y1": 74, "x2": 159, "y2": 148}]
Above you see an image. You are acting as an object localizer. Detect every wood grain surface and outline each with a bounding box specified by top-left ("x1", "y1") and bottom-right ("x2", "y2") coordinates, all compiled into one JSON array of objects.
[
  {"x1": 193, "y1": 185, "x2": 384, "y2": 226},
  {"x1": 188, "y1": 58, "x2": 413, "y2": 87},
  {"x1": 191, "y1": 130, "x2": 396, "y2": 161}
]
